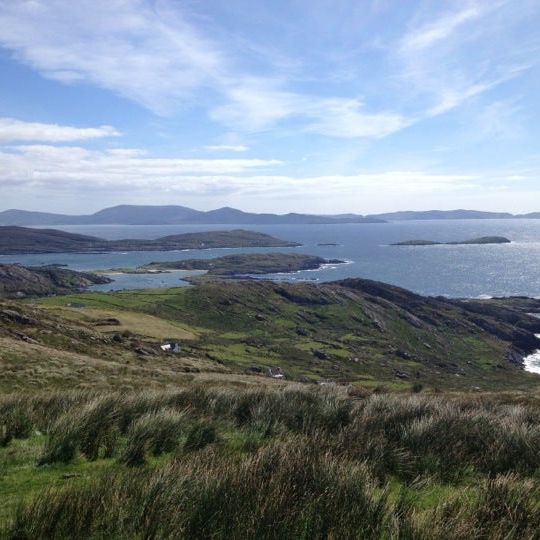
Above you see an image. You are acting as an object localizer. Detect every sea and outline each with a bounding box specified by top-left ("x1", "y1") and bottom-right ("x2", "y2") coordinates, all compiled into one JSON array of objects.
[
  {"x1": 2, "y1": 219, "x2": 540, "y2": 298},
  {"x1": 2, "y1": 219, "x2": 540, "y2": 372}
]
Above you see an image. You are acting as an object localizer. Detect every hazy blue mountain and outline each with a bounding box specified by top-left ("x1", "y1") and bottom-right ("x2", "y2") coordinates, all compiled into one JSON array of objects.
[
  {"x1": 82, "y1": 205, "x2": 204, "y2": 224},
  {"x1": 3, "y1": 205, "x2": 538, "y2": 226},
  {"x1": 0, "y1": 205, "x2": 383, "y2": 225},
  {"x1": 368, "y1": 210, "x2": 516, "y2": 221},
  {"x1": 0, "y1": 210, "x2": 80, "y2": 226}
]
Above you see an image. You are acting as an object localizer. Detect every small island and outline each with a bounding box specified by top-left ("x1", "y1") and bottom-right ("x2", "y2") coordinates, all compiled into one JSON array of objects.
[
  {"x1": 391, "y1": 236, "x2": 511, "y2": 246},
  {"x1": 142, "y1": 253, "x2": 345, "y2": 277},
  {"x1": 0, "y1": 226, "x2": 300, "y2": 255}
]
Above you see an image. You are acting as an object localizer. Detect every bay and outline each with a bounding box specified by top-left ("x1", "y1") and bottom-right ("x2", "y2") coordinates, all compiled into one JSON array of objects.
[{"x1": 1, "y1": 219, "x2": 540, "y2": 298}]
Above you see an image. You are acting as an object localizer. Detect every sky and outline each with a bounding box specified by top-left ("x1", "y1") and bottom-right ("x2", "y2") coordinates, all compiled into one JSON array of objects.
[{"x1": 0, "y1": 0, "x2": 539, "y2": 215}]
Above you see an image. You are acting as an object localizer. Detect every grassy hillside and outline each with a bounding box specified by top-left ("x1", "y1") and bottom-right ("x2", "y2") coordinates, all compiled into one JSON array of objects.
[
  {"x1": 35, "y1": 279, "x2": 540, "y2": 391},
  {"x1": 2, "y1": 278, "x2": 540, "y2": 537}
]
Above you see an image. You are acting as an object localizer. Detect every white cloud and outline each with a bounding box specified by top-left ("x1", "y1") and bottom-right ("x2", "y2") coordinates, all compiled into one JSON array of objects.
[
  {"x1": 211, "y1": 81, "x2": 299, "y2": 131},
  {"x1": 0, "y1": 0, "x2": 224, "y2": 115},
  {"x1": 0, "y1": 117, "x2": 119, "y2": 142},
  {"x1": 205, "y1": 145, "x2": 249, "y2": 152},
  {"x1": 400, "y1": 3, "x2": 485, "y2": 53},
  {"x1": 0, "y1": 142, "x2": 478, "y2": 195},
  {"x1": 212, "y1": 84, "x2": 409, "y2": 138},
  {"x1": 0, "y1": 1, "x2": 411, "y2": 139},
  {"x1": 396, "y1": 0, "x2": 536, "y2": 119},
  {"x1": 2, "y1": 141, "x2": 534, "y2": 213},
  {"x1": 303, "y1": 98, "x2": 410, "y2": 138},
  {"x1": 0, "y1": 145, "x2": 280, "y2": 187}
]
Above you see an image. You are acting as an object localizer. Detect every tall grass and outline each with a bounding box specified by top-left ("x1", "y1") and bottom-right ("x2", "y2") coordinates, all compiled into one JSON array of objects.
[
  {"x1": 2, "y1": 386, "x2": 540, "y2": 538},
  {"x1": 120, "y1": 408, "x2": 186, "y2": 466},
  {"x1": 8, "y1": 439, "x2": 394, "y2": 539}
]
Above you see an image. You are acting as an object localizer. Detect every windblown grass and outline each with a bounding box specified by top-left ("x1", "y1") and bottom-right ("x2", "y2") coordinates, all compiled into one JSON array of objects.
[{"x1": 1, "y1": 386, "x2": 540, "y2": 538}]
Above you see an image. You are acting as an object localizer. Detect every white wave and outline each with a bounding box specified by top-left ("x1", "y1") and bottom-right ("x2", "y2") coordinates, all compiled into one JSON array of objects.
[{"x1": 523, "y1": 334, "x2": 540, "y2": 374}]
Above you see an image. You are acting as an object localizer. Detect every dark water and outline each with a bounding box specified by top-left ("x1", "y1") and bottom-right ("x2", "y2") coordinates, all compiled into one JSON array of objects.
[{"x1": 2, "y1": 220, "x2": 540, "y2": 298}]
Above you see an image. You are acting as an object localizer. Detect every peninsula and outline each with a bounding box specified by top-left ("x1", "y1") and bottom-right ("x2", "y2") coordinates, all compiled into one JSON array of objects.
[
  {"x1": 0, "y1": 227, "x2": 300, "y2": 255},
  {"x1": 0, "y1": 264, "x2": 112, "y2": 298}
]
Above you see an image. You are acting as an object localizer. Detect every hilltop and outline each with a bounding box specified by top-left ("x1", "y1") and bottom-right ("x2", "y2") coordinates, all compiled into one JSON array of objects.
[{"x1": 0, "y1": 227, "x2": 299, "y2": 255}]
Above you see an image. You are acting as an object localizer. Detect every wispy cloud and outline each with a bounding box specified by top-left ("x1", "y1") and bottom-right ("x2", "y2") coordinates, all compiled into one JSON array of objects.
[
  {"x1": 0, "y1": 1, "x2": 411, "y2": 139},
  {"x1": 0, "y1": 118, "x2": 119, "y2": 143},
  {"x1": 396, "y1": 1, "x2": 537, "y2": 118},
  {"x1": 0, "y1": 145, "x2": 280, "y2": 187},
  {"x1": 0, "y1": 0, "x2": 224, "y2": 115},
  {"x1": 205, "y1": 145, "x2": 249, "y2": 152},
  {"x1": 399, "y1": 3, "x2": 486, "y2": 53},
  {"x1": 0, "y1": 141, "x2": 482, "y2": 195},
  {"x1": 212, "y1": 83, "x2": 409, "y2": 137},
  {"x1": 303, "y1": 98, "x2": 410, "y2": 138}
]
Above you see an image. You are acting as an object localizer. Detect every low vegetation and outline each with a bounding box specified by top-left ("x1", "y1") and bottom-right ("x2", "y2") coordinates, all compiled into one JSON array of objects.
[
  {"x1": 143, "y1": 252, "x2": 344, "y2": 276},
  {"x1": 1, "y1": 277, "x2": 540, "y2": 536},
  {"x1": 35, "y1": 278, "x2": 540, "y2": 390},
  {"x1": 1, "y1": 386, "x2": 540, "y2": 538}
]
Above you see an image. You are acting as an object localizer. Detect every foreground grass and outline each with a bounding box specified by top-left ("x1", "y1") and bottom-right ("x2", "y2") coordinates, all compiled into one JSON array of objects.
[{"x1": 1, "y1": 386, "x2": 540, "y2": 538}]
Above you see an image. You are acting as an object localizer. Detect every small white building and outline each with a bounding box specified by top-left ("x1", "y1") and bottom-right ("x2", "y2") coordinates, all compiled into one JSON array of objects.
[
  {"x1": 160, "y1": 342, "x2": 181, "y2": 353},
  {"x1": 268, "y1": 367, "x2": 285, "y2": 379}
]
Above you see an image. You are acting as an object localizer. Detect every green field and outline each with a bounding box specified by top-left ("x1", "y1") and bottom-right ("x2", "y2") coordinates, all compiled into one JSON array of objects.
[{"x1": 1, "y1": 279, "x2": 540, "y2": 537}]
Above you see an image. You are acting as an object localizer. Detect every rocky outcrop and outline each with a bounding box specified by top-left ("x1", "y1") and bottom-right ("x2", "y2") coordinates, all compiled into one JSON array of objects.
[
  {"x1": 144, "y1": 253, "x2": 344, "y2": 276},
  {"x1": 0, "y1": 264, "x2": 112, "y2": 298}
]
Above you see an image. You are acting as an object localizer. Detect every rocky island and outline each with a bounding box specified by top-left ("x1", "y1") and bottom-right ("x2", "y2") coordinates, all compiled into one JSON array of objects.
[
  {"x1": 0, "y1": 264, "x2": 112, "y2": 298},
  {"x1": 0, "y1": 226, "x2": 300, "y2": 255},
  {"x1": 142, "y1": 253, "x2": 345, "y2": 277},
  {"x1": 392, "y1": 236, "x2": 511, "y2": 246}
]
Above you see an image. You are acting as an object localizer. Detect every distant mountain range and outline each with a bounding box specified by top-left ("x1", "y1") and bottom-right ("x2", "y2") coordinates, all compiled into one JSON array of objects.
[
  {"x1": 0, "y1": 205, "x2": 538, "y2": 226},
  {"x1": 367, "y1": 210, "x2": 540, "y2": 220},
  {"x1": 0, "y1": 206, "x2": 383, "y2": 226}
]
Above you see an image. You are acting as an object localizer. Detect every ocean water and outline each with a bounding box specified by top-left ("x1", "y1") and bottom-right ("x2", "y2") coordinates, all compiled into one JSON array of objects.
[
  {"x1": 524, "y1": 336, "x2": 540, "y2": 374},
  {"x1": 2, "y1": 219, "x2": 540, "y2": 299}
]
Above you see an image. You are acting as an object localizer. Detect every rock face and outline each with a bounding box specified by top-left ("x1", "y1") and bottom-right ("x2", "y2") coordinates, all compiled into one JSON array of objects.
[
  {"x1": 144, "y1": 253, "x2": 345, "y2": 276},
  {"x1": 392, "y1": 236, "x2": 511, "y2": 246},
  {"x1": 0, "y1": 264, "x2": 112, "y2": 298},
  {"x1": 0, "y1": 227, "x2": 300, "y2": 255}
]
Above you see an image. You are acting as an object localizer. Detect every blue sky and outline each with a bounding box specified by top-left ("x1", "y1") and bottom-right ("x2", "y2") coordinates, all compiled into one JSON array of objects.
[{"x1": 0, "y1": 0, "x2": 539, "y2": 214}]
